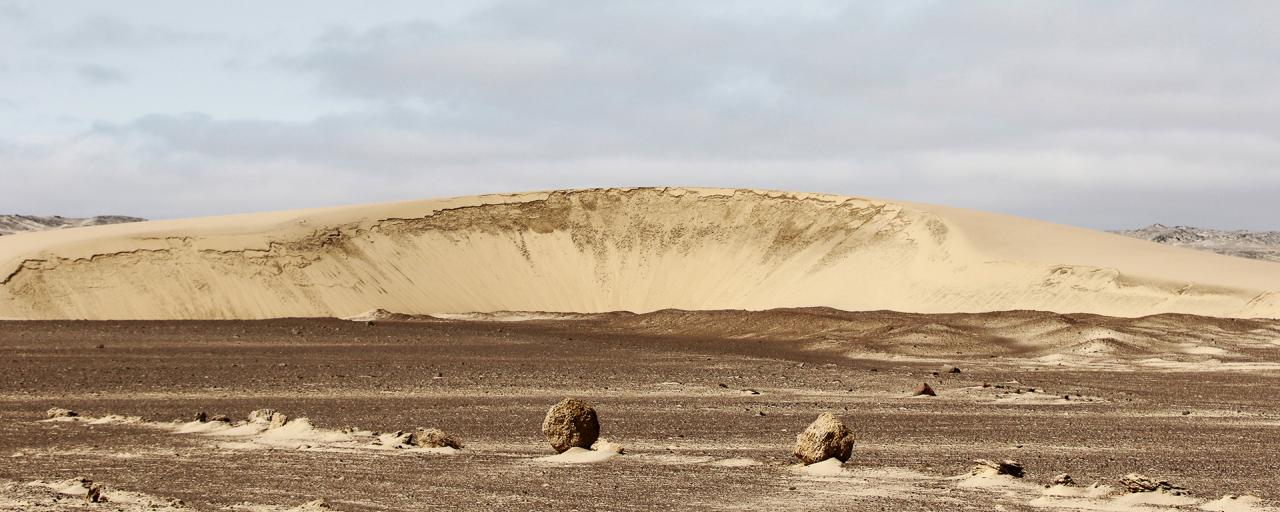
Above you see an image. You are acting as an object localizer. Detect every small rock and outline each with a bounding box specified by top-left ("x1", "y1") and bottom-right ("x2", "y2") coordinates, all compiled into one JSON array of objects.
[
  {"x1": 194, "y1": 411, "x2": 208, "y2": 423},
  {"x1": 85, "y1": 483, "x2": 105, "y2": 503},
  {"x1": 210, "y1": 414, "x2": 231, "y2": 423},
  {"x1": 94, "y1": 344, "x2": 105, "y2": 349},
  {"x1": 46, "y1": 407, "x2": 78, "y2": 419},
  {"x1": 913, "y1": 382, "x2": 937, "y2": 396},
  {"x1": 541, "y1": 398, "x2": 600, "y2": 453},
  {"x1": 1120, "y1": 473, "x2": 1186, "y2": 495},
  {"x1": 793, "y1": 412, "x2": 856, "y2": 465},
  {"x1": 717, "y1": 383, "x2": 728, "y2": 388},
  {"x1": 269, "y1": 412, "x2": 289, "y2": 429},
  {"x1": 972, "y1": 459, "x2": 1025, "y2": 478},
  {"x1": 942, "y1": 365, "x2": 962, "y2": 374},
  {"x1": 247, "y1": 408, "x2": 276, "y2": 423},
  {"x1": 408, "y1": 427, "x2": 463, "y2": 449},
  {"x1": 1052, "y1": 473, "x2": 1076, "y2": 486}
]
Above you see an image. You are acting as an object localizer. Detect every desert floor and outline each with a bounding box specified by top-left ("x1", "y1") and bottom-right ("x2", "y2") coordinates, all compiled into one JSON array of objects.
[{"x1": 1, "y1": 311, "x2": 1278, "y2": 511}]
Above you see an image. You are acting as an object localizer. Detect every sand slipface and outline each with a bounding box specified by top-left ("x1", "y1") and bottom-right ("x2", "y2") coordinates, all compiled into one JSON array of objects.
[
  {"x1": 2, "y1": 187, "x2": 1279, "y2": 320},
  {"x1": 542, "y1": 398, "x2": 600, "y2": 453},
  {"x1": 794, "y1": 413, "x2": 856, "y2": 465}
]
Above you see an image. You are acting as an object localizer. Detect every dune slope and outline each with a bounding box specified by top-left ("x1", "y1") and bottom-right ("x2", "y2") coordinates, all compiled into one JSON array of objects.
[{"x1": 1, "y1": 187, "x2": 1277, "y2": 320}]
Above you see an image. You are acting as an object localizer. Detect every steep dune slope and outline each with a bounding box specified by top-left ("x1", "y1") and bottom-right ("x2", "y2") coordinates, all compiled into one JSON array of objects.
[{"x1": 1, "y1": 188, "x2": 1277, "y2": 320}]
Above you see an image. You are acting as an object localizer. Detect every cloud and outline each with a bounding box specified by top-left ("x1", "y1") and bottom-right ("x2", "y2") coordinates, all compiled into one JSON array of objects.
[
  {"x1": 51, "y1": 15, "x2": 219, "y2": 49},
  {"x1": 75, "y1": 64, "x2": 126, "y2": 84},
  {"x1": 3, "y1": 1, "x2": 1279, "y2": 230}
]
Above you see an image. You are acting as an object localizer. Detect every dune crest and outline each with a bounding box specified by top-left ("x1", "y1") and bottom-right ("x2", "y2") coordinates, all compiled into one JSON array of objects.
[{"x1": 0, "y1": 187, "x2": 1277, "y2": 320}]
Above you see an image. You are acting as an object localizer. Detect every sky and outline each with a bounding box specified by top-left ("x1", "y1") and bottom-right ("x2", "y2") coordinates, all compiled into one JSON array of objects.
[{"x1": 1, "y1": 1, "x2": 1278, "y2": 230}]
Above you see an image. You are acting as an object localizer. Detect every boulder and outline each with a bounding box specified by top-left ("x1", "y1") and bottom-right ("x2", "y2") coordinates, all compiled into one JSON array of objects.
[
  {"x1": 541, "y1": 398, "x2": 600, "y2": 453},
  {"x1": 408, "y1": 428, "x2": 463, "y2": 449},
  {"x1": 972, "y1": 459, "x2": 1025, "y2": 478},
  {"x1": 1120, "y1": 473, "x2": 1186, "y2": 495},
  {"x1": 46, "y1": 407, "x2": 78, "y2": 419},
  {"x1": 268, "y1": 412, "x2": 289, "y2": 429},
  {"x1": 913, "y1": 382, "x2": 937, "y2": 396},
  {"x1": 793, "y1": 413, "x2": 856, "y2": 465}
]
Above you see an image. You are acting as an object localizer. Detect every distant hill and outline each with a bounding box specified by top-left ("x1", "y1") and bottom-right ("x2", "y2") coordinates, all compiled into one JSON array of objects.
[
  {"x1": 0, "y1": 215, "x2": 145, "y2": 236},
  {"x1": 1112, "y1": 224, "x2": 1280, "y2": 262}
]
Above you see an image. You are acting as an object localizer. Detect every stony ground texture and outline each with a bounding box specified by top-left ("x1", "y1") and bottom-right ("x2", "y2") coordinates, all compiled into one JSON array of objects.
[{"x1": 1, "y1": 312, "x2": 1278, "y2": 510}]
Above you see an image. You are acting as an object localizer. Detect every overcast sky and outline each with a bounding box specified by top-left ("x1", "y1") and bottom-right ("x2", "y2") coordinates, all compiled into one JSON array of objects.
[{"x1": 2, "y1": 1, "x2": 1278, "y2": 229}]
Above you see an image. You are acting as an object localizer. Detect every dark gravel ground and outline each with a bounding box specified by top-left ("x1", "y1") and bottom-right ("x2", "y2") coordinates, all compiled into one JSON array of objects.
[{"x1": 1, "y1": 317, "x2": 1278, "y2": 510}]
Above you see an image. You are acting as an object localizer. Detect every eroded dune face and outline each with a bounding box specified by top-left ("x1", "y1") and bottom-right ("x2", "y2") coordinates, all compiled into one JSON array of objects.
[{"x1": 1, "y1": 188, "x2": 1278, "y2": 320}]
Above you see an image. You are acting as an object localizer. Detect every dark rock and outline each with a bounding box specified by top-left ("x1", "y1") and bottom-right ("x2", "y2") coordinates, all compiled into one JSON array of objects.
[{"x1": 913, "y1": 382, "x2": 937, "y2": 396}]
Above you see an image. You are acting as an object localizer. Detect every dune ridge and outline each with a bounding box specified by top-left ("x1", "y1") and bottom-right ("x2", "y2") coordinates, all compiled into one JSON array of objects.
[{"x1": 1, "y1": 187, "x2": 1278, "y2": 320}]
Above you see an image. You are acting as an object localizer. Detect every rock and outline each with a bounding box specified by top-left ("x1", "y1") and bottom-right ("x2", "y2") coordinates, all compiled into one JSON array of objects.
[
  {"x1": 913, "y1": 382, "x2": 937, "y2": 396},
  {"x1": 45, "y1": 407, "x2": 78, "y2": 419},
  {"x1": 971, "y1": 459, "x2": 1025, "y2": 478},
  {"x1": 194, "y1": 411, "x2": 208, "y2": 423},
  {"x1": 85, "y1": 483, "x2": 105, "y2": 503},
  {"x1": 1120, "y1": 473, "x2": 1186, "y2": 495},
  {"x1": 408, "y1": 427, "x2": 463, "y2": 449},
  {"x1": 941, "y1": 365, "x2": 962, "y2": 374},
  {"x1": 269, "y1": 412, "x2": 289, "y2": 429},
  {"x1": 247, "y1": 408, "x2": 276, "y2": 423},
  {"x1": 210, "y1": 414, "x2": 231, "y2": 423},
  {"x1": 1052, "y1": 473, "x2": 1075, "y2": 486},
  {"x1": 541, "y1": 398, "x2": 600, "y2": 453},
  {"x1": 298, "y1": 499, "x2": 331, "y2": 510},
  {"x1": 792, "y1": 413, "x2": 856, "y2": 465}
]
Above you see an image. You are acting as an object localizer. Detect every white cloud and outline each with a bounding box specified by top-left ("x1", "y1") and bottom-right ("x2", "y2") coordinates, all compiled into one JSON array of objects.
[{"x1": 1, "y1": 1, "x2": 1278, "y2": 229}]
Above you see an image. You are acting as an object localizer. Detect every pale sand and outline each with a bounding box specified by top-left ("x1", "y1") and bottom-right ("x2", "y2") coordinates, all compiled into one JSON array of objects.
[{"x1": 2, "y1": 187, "x2": 1278, "y2": 320}]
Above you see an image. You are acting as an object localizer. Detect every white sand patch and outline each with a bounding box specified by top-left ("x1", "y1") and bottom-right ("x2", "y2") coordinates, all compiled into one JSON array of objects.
[
  {"x1": 1200, "y1": 495, "x2": 1275, "y2": 512},
  {"x1": 532, "y1": 439, "x2": 624, "y2": 464},
  {"x1": 794, "y1": 458, "x2": 847, "y2": 477}
]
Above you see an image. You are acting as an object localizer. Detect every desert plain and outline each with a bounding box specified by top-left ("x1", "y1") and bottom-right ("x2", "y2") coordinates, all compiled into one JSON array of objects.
[{"x1": 1, "y1": 188, "x2": 1279, "y2": 511}]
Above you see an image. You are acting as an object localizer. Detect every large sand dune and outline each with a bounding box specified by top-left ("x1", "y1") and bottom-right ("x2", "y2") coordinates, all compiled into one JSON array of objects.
[{"x1": 1, "y1": 187, "x2": 1277, "y2": 320}]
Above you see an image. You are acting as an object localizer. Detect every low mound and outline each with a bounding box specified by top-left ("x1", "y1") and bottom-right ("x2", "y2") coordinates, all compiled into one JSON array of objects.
[{"x1": 1, "y1": 188, "x2": 1278, "y2": 320}]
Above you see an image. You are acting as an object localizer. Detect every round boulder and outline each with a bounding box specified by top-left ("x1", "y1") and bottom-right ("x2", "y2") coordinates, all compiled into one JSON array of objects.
[
  {"x1": 541, "y1": 398, "x2": 600, "y2": 453},
  {"x1": 793, "y1": 412, "x2": 856, "y2": 465}
]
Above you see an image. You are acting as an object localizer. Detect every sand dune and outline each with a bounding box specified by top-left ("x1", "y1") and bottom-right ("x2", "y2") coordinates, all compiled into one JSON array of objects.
[{"x1": 1, "y1": 187, "x2": 1278, "y2": 320}]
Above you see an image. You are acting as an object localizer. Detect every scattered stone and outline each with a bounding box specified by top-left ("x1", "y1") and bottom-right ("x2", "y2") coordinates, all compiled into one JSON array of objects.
[
  {"x1": 793, "y1": 412, "x2": 856, "y2": 465},
  {"x1": 541, "y1": 398, "x2": 600, "y2": 453},
  {"x1": 1052, "y1": 473, "x2": 1076, "y2": 486},
  {"x1": 85, "y1": 483, "x2": 105, "y2": 503},
  {"x1": 913, "y1": 382, "x2": 937, "y2": 396},
  {"x1": 298, "y1": 498, "x2": 331, "y2": 510},
  {"x1": 1120, "y1": 473, "x2": 1187, "y2": 495},
  {"x1": 408, "y1": 427, "x2": 463, "y2": 449},
  {"x1": 247, "y1": 408, "x2": 277, "y2": 423},
  {"x1": 971, "y1": 459, "x2": 1025, "y2": 478},
  {"x1": 45, "y1": 407, "x2": 78, "y2": 419},
  {"x1": 194, "y1": 411, "x2": 208, "y2": 423}
]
